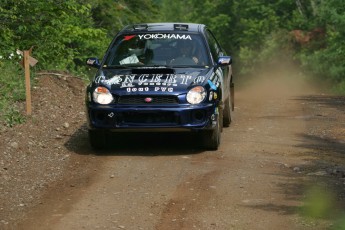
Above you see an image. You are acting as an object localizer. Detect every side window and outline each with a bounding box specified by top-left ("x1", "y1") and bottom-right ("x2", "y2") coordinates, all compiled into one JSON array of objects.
[{"x1": 205, "y1": 29, "x2": 221, "y2": 62}]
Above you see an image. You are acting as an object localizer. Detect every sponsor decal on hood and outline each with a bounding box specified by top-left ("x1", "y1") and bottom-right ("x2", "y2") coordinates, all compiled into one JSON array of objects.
[{"x1": 94, "y1": 70, "x2": 210, "y2": 93}]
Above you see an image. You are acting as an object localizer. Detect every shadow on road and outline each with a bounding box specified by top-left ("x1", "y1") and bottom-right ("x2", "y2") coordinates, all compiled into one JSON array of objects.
[
  {"x1": 297, "y1": 134, "x2": 345, "y2": 155},
  {"x1": 64, "y1": 124, "x2": 203, "y2": 156},
  {"x1": 239, "y1": 94, "x2": 345, "y2": 223},
  {"x1": 285, "y1": 94, "x2": 345, "y2": 222},
  {"x1": 295, "y1": 94, "x2": 345, "y2": 156},
  {"x1": 294, "y1": 95, "x2": 345, "y2": 113}
]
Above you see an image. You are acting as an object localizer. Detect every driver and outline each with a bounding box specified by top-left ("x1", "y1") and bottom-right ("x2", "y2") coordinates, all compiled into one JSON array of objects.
[
  {"x1": 117, "y1": 38, "x2": 150, "y2": 65},
  {"x1": 170, "y1": 40, "x2": 199, "y2": 65}
]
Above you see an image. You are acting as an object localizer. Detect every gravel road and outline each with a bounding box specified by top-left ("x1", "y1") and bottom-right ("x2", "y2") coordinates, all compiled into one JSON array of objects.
[{"x1": 1, "y1": 65, "x2": 345, "y2": 230}]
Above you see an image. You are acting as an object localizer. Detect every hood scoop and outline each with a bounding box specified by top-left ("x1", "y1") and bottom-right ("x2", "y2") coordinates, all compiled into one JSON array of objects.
[{"x1": 131, "y1": 68, "x2": 175, "y2": 74}]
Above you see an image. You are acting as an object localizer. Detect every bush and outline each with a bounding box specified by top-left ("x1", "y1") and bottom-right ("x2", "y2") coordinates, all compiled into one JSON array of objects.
[
  {"x1": 0, "y1": 1, "x2": 109, "y2": 74},
  {"x1": 0, "y1": 56, "x2": 27, "y2": 127}
]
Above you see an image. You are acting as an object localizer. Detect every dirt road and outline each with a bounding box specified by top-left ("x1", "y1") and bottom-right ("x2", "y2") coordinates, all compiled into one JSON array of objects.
[{"x1": 2, "y1": 65, "x2": 345, "y2": 230}]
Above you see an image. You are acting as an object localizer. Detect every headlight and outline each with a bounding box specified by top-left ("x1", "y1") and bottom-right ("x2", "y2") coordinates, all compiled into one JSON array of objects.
[
  {"x1": 92, "y1": 86, "x2": 113, "y2": 104},
  {"x1": 186, "y1": 86, "x2": 206, "y2": 104}
]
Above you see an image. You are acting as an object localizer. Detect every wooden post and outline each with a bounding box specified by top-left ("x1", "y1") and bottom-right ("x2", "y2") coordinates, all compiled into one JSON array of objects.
[{"x1": 24, "y1": 50, "x2": 32, "y2": 115}]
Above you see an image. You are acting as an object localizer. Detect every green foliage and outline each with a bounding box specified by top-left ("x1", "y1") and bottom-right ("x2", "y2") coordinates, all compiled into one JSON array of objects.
[
  {"x1": 293, "y1": 0, "x2": 345, "y2": 92},
  {"x1": 4, "y1": 108, "x2": 26, "y2": 127},
  {"x1": 189, "y1": 0, "x2": 232, "y2": 50},
  {"x1": 1, "y1": 0, "x2": 342, "y2": 93},
  {"x1": 1, "y1": 0, "x2": 161, "y2": 74},
  {"x1": 86, "y1": 0, "x2": 160, "y2": 36},
  {"x1": 301, "y1": 186, "x2": 335, "y2": 219},
  {"x1": 0, "y1": 59, "x2": 27, "y2": 127},
  {"x1": 333, "y1": 80, "x2": 345, "y2": 95},
  {"x1": 158, "y1": 0, "x2": 344, "y2": 93},
  {"x1": 159, "y1": 0, "x2": 193, "y2": 22},
  {"x1": 0, "y1": 0, "x2": 161, "y2": 127},
  {"x1": 1, "y1": 0, "x2": 109, "y2": 72},
  {"x1": 159, "y1": 0, "x2": 292, "y2": 72}
]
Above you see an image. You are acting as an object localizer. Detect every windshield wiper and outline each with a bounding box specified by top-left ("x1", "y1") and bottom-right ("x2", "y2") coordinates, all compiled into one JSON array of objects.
[
  {"x1": 144, "y1": 64, "x2": 169, "y2": 68},
  {"x1": 103, "y1": 65, "x2": 129, "y2": 69},
  {"x1": 168, "y1": 65, "x2": 199, "y2": 68}
]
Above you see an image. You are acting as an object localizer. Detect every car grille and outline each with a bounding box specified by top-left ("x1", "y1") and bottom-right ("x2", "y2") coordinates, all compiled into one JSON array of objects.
[
  {"x1": 120, "y1": 111, "x2": 179, "y2": 125},
  {"x1": 117, "y1": 95, "x2": 178, "y2": 105}
]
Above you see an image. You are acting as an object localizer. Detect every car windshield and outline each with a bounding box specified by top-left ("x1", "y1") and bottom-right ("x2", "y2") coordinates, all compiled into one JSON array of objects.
[{"x1": 103, "y1": 33, "x2": 210, "y2": 67}]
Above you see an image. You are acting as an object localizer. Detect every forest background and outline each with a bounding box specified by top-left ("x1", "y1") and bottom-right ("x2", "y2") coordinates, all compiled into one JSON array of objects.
[{"x1": 0, "y1": 0, "x2": 344, "y2": 126}]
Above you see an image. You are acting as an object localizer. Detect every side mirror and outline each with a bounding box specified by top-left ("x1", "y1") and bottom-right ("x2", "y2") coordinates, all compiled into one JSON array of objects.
[
  {"x1": 217, "y1": 56, "x2": 232, "y2": 66},
  {"x1": 86, "y1": 57, "x2": 101, "y2": 68}
]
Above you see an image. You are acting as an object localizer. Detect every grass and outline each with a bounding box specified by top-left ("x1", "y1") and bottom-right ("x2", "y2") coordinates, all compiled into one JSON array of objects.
[{"x1": 0, "y1": 59, "x2": 28, "y2": 127}]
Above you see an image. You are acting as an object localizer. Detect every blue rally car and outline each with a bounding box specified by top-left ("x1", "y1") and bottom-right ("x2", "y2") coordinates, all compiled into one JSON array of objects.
[{"x1": 86, "y1": 23, "x2": 234, "y2": 150}]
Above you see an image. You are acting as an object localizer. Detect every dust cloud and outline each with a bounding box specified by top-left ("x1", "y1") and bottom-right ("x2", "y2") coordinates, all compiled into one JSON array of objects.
[{"x1": 235, "y1": 59, "x2": 326, "y2": 102}]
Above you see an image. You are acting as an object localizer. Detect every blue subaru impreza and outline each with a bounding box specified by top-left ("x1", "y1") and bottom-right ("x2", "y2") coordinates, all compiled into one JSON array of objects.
[{"x1": 86, "y1": 23, "x2": 234, "y2": 150}]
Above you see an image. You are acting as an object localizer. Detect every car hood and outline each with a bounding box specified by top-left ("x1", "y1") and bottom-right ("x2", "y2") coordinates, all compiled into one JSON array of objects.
[{"x1": 93, "y1": 67, "x2": 216, "y2": 95}]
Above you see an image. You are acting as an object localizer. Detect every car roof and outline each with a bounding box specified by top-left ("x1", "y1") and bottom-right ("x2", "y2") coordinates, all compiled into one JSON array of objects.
[{"x1": 120, "y1": 23, "x2": 206, "y2": 34}]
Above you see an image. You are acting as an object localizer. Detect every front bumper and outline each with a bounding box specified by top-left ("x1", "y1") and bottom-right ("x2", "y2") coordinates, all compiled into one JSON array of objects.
[{"x1": 86, "y1": 103, "x2": 216, "y2": 132}]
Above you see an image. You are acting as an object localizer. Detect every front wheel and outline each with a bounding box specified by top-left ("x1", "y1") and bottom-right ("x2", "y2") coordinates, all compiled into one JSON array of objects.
[{"x1": 202, "y1": 115, "x2": 221, "y2": 150}]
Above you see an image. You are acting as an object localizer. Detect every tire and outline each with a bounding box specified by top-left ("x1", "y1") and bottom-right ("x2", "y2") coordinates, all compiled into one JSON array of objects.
[
  {"x1": 223, "y1": 95, "x2": 232, "y2": 127},
  {"x1": 202, "y1": 114, "x2": 221, "y2": 150},
  {"x1": 231, "y1": 82, "x2": 235, "y2": 111},
  {"x1": 89, "y1": 129, "x2": 108, "y2": 150}
]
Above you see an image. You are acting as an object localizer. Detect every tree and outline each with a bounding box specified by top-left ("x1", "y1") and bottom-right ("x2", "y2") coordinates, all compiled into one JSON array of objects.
[
  {"x1": 296, "y1": 0, "x2": 345, "y2": 90},
  {"x1": 0, "y1": 0, "x2": 108, "y2": 71},
  {"x1": 86, "y1": 0, "x2": 160, "y2": 36}
]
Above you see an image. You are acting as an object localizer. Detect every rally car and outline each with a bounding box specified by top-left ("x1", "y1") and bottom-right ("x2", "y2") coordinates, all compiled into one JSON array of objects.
[{"x1": 85, "y1": 23, "x2": 234, "y2": 150}]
